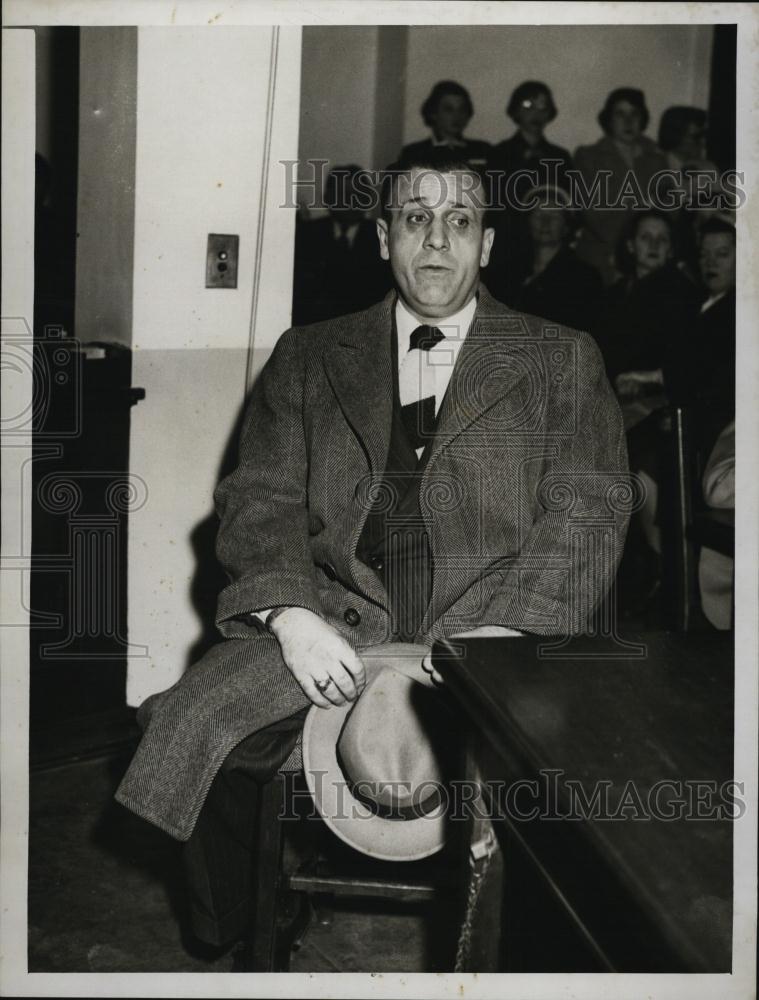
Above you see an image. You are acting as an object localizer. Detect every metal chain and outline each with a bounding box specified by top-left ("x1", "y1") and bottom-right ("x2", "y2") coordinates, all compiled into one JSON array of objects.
[{"x1": 454, "y1": 831, "x2": 496, "y2": 972}]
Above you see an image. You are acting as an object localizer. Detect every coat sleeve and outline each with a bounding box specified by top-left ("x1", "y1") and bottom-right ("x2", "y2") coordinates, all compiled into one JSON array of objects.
[
  {"x1": 482, "y1": 333, "x2": 631, "y2": 636},
  {"x1": 213, "y1": 328, "x2": 326, "y2": 637}
]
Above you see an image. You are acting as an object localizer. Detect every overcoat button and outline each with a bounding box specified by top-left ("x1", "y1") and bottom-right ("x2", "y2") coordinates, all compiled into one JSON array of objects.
[
  {"x1": 369, "y1": 555, "x2": 384, "y2": 572},
  {"x1": 323, "y1": 562, "x2": 337, "y2": 581},
  {"x1": 344, "y1": 608, "x2": 361, "y2": 627}
]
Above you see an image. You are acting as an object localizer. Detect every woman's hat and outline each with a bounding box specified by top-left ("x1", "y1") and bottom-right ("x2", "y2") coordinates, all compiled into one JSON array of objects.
[{"x1": 302, "y1": 643, "x2": 458, "y2": 861}]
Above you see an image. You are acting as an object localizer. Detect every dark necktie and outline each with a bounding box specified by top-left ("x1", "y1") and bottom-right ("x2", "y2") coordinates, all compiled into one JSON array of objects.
[
  {"x1": 401, "y1": 325, "x2": 445, "y2": 449},
  {"x1": 409, "y1": 324, "x2": 445, "y2": 352}
]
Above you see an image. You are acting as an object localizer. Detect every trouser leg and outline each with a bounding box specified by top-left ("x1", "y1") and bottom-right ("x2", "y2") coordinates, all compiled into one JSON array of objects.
[{"x1": 182, "y1": 707, "x2": 308, "y2": 948}]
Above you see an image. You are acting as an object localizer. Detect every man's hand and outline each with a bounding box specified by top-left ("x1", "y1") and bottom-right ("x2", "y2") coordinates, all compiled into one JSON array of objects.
[
  {"x1": 422, "y1": 626, "x2": 523, "y2": 685},
  {"x1": 269, "y1": 607, "x2": 366, "y2": 708}
]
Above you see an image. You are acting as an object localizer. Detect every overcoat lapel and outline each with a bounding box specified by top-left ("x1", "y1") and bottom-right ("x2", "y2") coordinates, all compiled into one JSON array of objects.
[
  {"x1": 322, "y1": 294, "x2": 395, "y2": 609},
  {"x1": 423, "y1": 285, "x2": 530, "y2": 474},
  {"x1": 323, "y1": 293, "x2": 395, "y2": 477}
]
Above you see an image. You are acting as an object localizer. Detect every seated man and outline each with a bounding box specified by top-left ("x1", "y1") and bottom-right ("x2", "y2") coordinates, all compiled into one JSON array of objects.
[
  {"x1": 115, "y1": 149, "x2": 630, "y2": 958},
  {"x1": 292, "y1": 163, "x2": 392, "y2": 324}
]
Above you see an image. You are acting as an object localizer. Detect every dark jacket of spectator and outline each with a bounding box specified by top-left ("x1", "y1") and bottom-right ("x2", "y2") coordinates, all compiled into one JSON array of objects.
[
  {"x1": 668, "y1": 289, "x2": 736, "y2": 458},
  {"x1": 513, "y1": 245, "x2": 602, "y2": 332},
  {"x1": 487, "y1": 131, "x2": 574, "y2": 198},
  {"x1": 292, "y1": 216, "x2": 392, "y2": 325},
  {"x1": 399, "y1": 137, "x2": 492, "y2": 171},
  {"x1": 592, "y1": 262, "x2": 701, "y2": 382}
]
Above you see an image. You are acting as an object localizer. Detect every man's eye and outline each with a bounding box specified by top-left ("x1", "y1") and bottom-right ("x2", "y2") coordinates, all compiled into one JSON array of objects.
[
  {"x1": 407, "y1": 213, "x2": 428, "y2": 224},
  {"x1": 449, "y1": 216, "x2": 469, "y2": 228}
]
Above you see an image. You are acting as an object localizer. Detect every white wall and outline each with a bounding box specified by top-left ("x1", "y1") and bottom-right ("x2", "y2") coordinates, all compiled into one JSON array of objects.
[
  {"x1": 403, "y1": 25, "x2": 714, "y2": 153},
  {"x1": 127, "y1": 26, "x2": 301, "y2": 704},
  {"x1": 298, "y1": 25, "x2": 378, "y2": 211}
]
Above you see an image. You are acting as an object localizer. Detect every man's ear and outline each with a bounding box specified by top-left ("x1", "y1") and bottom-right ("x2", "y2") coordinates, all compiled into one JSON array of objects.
[
  {"x1": 376, "y1": 217, "x2": 390, "y2": 261},
  {"x1": 480, "y1": 227, "x2": 495, "y2": 268}
]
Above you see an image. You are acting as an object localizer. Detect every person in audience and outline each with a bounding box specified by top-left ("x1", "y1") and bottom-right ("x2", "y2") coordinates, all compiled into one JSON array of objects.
[
  {"x1": 292, "y1": 164, "x2": 392, "y2": 324},
  {"x1": 592, "y1": 211, "x2": 700, "y2": 602},
  {"x1": 657, "y1": 107, "x2": 729, "y2": 281},
  {"x1": 485, "y1": 81, "x2": 573, "y2": 302},
  {"x1": 574, "y1": 88, "x2": 668, "y2": 286},
  {"x1": 698, "y1": 418, "x2": 735, "y2": 630},
  {"x1": 658, "y1": 106, "x2": 712, "y2": 174},
  {"x1": 667, "y1": 217, "x2": 736, "y2": 461},
  {"x1": 399, "y1": 80, "x2": 491, "y2": 168},
  {"x1": 593, "y1": 210, "x2": 700, "y2": 387},
  {"x1": 511, "y1": 184, "x2": 602, "y2": 330}
]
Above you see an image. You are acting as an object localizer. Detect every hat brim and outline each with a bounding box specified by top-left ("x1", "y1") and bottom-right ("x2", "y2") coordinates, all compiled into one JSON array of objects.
[{"x1": 302, "y1": 642, "x2": 448, "y2": 862}]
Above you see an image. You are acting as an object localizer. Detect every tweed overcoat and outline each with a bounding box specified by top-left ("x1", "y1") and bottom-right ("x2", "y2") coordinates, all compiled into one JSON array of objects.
[{"x1": 115, "y1": 286, "x2": 630, "y2": 841}]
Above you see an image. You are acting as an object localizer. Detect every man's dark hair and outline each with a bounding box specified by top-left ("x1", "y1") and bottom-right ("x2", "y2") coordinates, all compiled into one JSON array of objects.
[
  {"x1": 698, "y1": 216, "x2": 736, "y2": 245},
  {"x1": 598, "y1": 87, "x2": 650, "y2": 134},
  {"x1": 380, "y1": 148, "x2": 490, "y2": 221},
  {"x1": 420, "y1": 80, "x2": 474, "y2": 126},
  {"x1": 658, "y1": 106, "x2": 707, "y2": 152},
  {"x1": 506, "y1": 80, "x2": 557, "y2": 124},
  {"x1": 324, "y1": 164, "x2": 364, "y2": 210}
]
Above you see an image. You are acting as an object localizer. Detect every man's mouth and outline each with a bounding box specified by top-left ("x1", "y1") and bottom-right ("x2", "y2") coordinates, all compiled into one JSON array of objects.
[{"x1": 419, "y1": 264, "x2": 452, "y2": 272}]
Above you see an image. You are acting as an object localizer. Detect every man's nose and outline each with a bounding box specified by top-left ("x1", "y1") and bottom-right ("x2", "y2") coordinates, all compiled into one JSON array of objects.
[{"x1": 424, "y1": 218, "x2": 449, "y2": 250}]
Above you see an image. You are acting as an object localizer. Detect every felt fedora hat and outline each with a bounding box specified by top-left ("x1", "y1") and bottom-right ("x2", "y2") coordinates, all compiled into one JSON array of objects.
[{"x1": 302, "y1": 642, "x2": 457, "y2": 862}]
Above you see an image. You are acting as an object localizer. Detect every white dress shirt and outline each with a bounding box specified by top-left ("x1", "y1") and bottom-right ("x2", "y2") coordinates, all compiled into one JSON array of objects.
[{"x1": 395, "y1": 295, "x2": 476, "y2": 418}]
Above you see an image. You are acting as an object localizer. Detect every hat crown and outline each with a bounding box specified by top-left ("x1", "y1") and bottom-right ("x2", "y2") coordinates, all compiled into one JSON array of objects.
[{"x1": 337, "y1": 669, "x2": 446, "y2": 812}]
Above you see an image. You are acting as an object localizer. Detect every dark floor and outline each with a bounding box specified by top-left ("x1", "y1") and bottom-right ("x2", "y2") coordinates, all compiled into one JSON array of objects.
[{"x1": 28, "y1": 751, "x2": 448, "y2": 973}]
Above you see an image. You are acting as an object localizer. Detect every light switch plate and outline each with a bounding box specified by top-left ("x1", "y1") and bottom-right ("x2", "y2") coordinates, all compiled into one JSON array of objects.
[{"x1": 206, "y1": 233, "x2": 239, "y2": 289}]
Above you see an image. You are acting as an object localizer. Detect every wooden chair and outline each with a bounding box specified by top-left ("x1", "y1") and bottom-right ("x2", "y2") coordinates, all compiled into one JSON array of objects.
[{"x1": 242, "y1": 739, "x2": 470, "y2": 971}]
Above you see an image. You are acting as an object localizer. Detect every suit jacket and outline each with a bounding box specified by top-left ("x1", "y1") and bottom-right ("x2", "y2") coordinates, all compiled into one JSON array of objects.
[
  {"x1": 573, "y1": 135, "x2": 668, "y2": 285},
  {"x1": 115, "y1": 286, "x2": 629, "y2": 841}
]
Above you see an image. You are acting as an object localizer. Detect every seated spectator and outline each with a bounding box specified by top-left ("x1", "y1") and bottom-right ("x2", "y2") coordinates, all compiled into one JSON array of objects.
[
  {"x1": 574, "y1": 88, "x2": 668, "y2": 285},
  {"x1": 486, "y1": 81, "x2": 573, "y2": 301},
  {"x1": 667, "y1": 217, "x2": 736, "y2": 460},
  {"x1": 658, "y1": 105, "x2": 713, "y2": 174},
  {"x1": 488, "y1": 81, "x2": 573, "y2": 193},
  {"x1": 699, "y1": 419, "x2": 735, "y2": 630},
  {"x1": 592, "y1": 211, "x2": 700, "y2": 587},
  {"x1": 511, "y1": 184, "x2": 602, "y2": 331},
  {"x1": 657, "y1": 106, "x2": 726, "y2": 276},
  {"x1": 399, "y1": 81, "x2": 491, "y2": 168},
  {"x1": 593, "y1": 210, "x2": 700, "y2": 390},
  {"x1": 292, "y1": 164, "x2": 392, "y2": 325}
]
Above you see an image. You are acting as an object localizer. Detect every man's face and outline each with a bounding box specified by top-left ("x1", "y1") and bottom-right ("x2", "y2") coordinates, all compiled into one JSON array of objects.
[
  {"x1": 699, "y1": 232, "x2": 736, "y2": 296},
  {"x1": 376, "y1": 168, "x2": 494, "y2": 321}
]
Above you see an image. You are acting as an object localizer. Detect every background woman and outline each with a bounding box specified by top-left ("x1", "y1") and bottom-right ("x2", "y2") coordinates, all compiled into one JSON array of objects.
[
  {"x1": 399, "y1": 80, "x2": 491, "y2": 168},
  {"x1": 574, "y1": 88, "x2": 668, "y2": 285},
  {"x1": 511, "y1": 184, "x2": 602, "y2": 331}
]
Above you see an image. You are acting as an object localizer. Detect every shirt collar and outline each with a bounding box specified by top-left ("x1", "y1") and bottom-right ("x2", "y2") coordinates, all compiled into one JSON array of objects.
[
  {"x1": 701, "y1": 291, "x2": 728, "y2": 314},
  {"x1": 431, "y1": 134, "x2": 467, "y2": 148},
  {"x1": 395, "y1": 295, "x2": 477, "y2": 354},
  {"x1": 332, "y1": 219, "x2": 360, "y2": 247}
]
